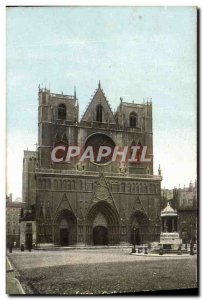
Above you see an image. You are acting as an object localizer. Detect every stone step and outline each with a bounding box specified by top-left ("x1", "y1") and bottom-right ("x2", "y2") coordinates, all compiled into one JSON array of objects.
[{"x1": 35, "y1": 244, "x2": 133, "y2": 251}]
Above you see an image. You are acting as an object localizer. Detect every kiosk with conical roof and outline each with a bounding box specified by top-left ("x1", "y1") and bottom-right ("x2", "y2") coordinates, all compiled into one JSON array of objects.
[{"x1": 160, "y1": 202, "x2": 182, "y2": 251}]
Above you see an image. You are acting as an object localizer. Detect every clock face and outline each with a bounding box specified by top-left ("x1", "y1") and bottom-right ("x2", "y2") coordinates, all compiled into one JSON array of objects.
[{"x1": 85, "y1": 134, "x2": 115, "y2": 164}]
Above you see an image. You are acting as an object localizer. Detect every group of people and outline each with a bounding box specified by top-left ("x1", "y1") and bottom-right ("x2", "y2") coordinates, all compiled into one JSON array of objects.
[{"x1": 7, "y1": 241, "x2": 33, "y2": 252}]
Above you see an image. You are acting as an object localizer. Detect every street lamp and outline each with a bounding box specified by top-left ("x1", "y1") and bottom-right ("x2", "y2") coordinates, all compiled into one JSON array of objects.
[
  {"x1": 131, "y1": 226, "x2": 136, "y2": 253},
  {"x1": 190, "y1": 224, "x2": 194, "y2": 255},
  {"x1": 181, "y1": 220, "x2": 187, "y2": 248}
]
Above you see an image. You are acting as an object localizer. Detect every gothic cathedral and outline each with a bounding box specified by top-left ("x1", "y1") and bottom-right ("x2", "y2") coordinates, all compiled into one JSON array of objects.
[{"x1": 20, "y1": 82, "x2": 162, "y2": 247}]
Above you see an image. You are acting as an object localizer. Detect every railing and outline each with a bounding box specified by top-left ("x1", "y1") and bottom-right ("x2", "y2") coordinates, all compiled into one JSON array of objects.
[
  {"x1": 79, "y1": 121, "x2": 118, "y2": 130},
  {"x1": 35, "y1": 168, "x2": 99, "y2": 176},
  {"x1": 106, "y1": 173, "x2": 161, "y2": 180},
  {"x1": 35, "y1": 168, "x2": 162, "y2": 180},
  {"x1": 125, "y1": 127, "x2": 142, "y2": 132},
  {"x1": 50, "y1": 93, "x2": 75, "y2": 99},
  {"x1": 54, "y1": 119, "x2": 75, "y2": 126}
]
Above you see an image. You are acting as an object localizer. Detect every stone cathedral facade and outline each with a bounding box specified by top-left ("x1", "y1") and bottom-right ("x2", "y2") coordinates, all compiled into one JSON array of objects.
[{"x1": 21, "y1": 82, "x2": 162, "y2": 247}]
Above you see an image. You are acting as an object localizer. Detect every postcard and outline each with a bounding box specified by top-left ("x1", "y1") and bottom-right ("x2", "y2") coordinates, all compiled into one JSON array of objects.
[{"x1": 6, "y1": 6, "x2": 198, "y2": 295}]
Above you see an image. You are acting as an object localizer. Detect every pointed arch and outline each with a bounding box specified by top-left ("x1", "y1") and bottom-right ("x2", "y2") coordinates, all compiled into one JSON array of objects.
[
  {"x1": 62, "y1": 180, "x2": 67, "y2": 190},
  {"x1": 87, "y1": 201, "x2": 120, "y2": 225},
  {"x1": 54, "y1": 209, "x2": 77, "y2": 246},
  {"x1": 54, "y1": 179, "x2": 58, "y2": 190},
  {"x1": 58, "y1": 103, "x2": 66, "y2": 120},
  {"x1": 129, "y1": 210, "x2": 149, "y2": 245},
  {"x1": 55, "y1": 208, "x2": 77, "y2": 224},
  {"x1": 121, "y1": 182, "x2": 126, "y2": 193},
  {"x1": 61, "y1": 132, "x2": 68, "y2": 144},
  {"x1": 80, "y1": 84, "x2": 116, "y2": 124},
  {"x1": 86, "y1": 201, "x2": 120, "y2": 245},
  {"x1": 54, "y1": 132, "x2": 61, "y2": 142},
  {"x1": 96, "y1": 104, "x2": 103, "y2": 122},
  {"x1": 46, "y1": 201, "x2": 51, "y2": 218},
  {"x1": 54, "y1": 193, "x2": 75, "y2": 219},
  {"x1": 129, "y1": 210, "x2": 149, "y2": 225},
  {"x1": 129, "y1": 112, "x2": 137, "y2": 128},
  {"x1": 39, "y1": 204, "x2": 44, "y2": 218},
  {"x1": 93, "y1": 212, "x2": 108, "y2": 228}
]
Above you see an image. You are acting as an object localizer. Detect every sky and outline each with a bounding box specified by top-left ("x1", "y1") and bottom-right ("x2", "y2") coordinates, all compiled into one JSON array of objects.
[{"x1": 6, "y1": 6, "x2": 197, "y2": 199}]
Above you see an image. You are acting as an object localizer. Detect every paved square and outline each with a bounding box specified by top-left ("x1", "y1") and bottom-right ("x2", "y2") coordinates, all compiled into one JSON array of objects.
[{"x1": 8, "y1": 249, "x2": 197, "y2": 295}]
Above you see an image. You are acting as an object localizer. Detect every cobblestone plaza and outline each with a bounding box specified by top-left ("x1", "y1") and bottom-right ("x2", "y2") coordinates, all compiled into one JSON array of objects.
[{"x1": 8, "y1": 249, "x2": 197, "y2": 295}]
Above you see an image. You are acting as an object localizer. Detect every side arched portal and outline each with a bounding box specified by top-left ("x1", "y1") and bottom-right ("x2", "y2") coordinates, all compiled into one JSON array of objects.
[
  {"x1": 129, "y1": 211, "x2": 149, "y2": 245},
  {"x1": 54, "y1": 209, "x2": 77, "y2": 246},
  {"x1": 86, "y1": 201, "x2": 120, "y2": 245}
]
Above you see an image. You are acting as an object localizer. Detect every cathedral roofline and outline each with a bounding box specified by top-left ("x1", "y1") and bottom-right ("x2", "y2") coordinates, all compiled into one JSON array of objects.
[
  {"x1": 24, "y1": 150, "x2": 37, "y2": 156},
  {"x1": 80, "y1": 81, "x2": 116, "y2": 123},
  {"x1": 121, "y1": 101, "x2": 152, "y2": 106},
  {"x1": 50, "y1": 93, "x2": 75, "y2": 100},
  {"x1": 39, "y1": 86, "x2": 75, "y2": 100}
]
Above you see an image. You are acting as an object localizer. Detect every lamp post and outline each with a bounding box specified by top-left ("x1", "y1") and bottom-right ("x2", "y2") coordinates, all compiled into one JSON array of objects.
[
  {"x1": 134, "y1": 226, "x2": 136, "y2": 242},
  {"x1": 190, "y1": 224, "x2": 194, "y2": 255},
  {"x1": 131, "y1": 226, "x2": 136, "y2": 253},
  {"x1": 181, "y1": 220, "x2": 187, "y2": 248}
]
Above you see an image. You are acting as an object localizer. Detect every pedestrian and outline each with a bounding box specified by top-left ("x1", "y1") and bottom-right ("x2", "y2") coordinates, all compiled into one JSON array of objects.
[
  {"x1": 9, "y1": 242, "x2": 13, "y2": 253},
  {"x1": 28, "y1": 242, "x2": 32, "y2": 252},
  {"x1": 21, "y1": 243, "x2": 24, "y2": 252}
]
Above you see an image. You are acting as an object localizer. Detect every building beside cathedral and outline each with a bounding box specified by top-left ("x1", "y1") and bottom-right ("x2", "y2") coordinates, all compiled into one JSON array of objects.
[
  {"x1": 6, "y1": 193, "x2": 23, "y2": 247},
  {"x1": 161, "y1": 182, "x2": 197, "y2": 244},
  {"x1": 174, "y1": 182, "x2": 197, "y2": 244},
  {"x1": 20, "y1": 82, "x2": 162, "y2": 247}
]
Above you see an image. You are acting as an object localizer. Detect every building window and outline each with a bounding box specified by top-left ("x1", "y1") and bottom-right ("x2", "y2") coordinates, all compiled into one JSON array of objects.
[
  {"x1": 71, "y1": 180, "x2": 75, "y2": 190},
  {"x1": 143, "y1": 184, "x2": 148, "y2": 193},
  {"x1": 54, "y1": 179, "x2": 58, "y2": 190},
  {"x1": 111, "y1": 183, "x2": 119, "y2": 193},
  {"x1": 47, "y1": 179, "x2": 51, "y2": 190},
  {"x1": 58, "y1": 180, "x2": 62, "y2": 190},
  {"x1": 42, "y1": 92, "x2": 46, "y2": 105},
  {"x1": 96, "y1": 105, "x2": 103, "y2": 122},
  {"x1": 67, "y1": 180, "x2": 71, "y2": 190},
  {"x1": 63, "y1": 180, "x2": 67, "y2": 190},
  {"x1": 121, "y1": 182, "x2": 126, "y2": 193},
  {"x1": 86, "y1": 182, "x2": 93, "y2": 192},
  {"x1": 42, "y1": 179, "x2": 46, "y2": 189},
  {"x1": 58, "y1": 104, "x2": 66, "y2": 120},
  {"x1": 26, "y1": 223, "x2": 32, "y2": 233},
  {"x1": 78, "y1": 180, "x2": 83, "y2": 191},
  {"x1": 127, "y1": 183, "x2": 131, "y2": 193},
  {"x1": 129, "y1": 112, "x2": 137, "y2": 128}
]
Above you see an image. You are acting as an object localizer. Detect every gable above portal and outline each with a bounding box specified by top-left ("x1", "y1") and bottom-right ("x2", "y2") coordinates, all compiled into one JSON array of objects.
[{"x1": 80, "y1": 81, "x2": 116, "y2": 124}]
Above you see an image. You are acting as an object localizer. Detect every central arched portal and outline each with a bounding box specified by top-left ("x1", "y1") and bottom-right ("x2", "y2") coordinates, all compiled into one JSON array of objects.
[
  {"x1": 87, "y1": 202, "x2": 120, "y2": 245},
  {"x1": 93, "y1": 226, "x2": 108, "y2": 245},
  {"x1": 59, "y1": 218, "x2": 69, "y2": 246},
  {"x1": 92, "y1": 212, "x2": 108, "y2": 245}
]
